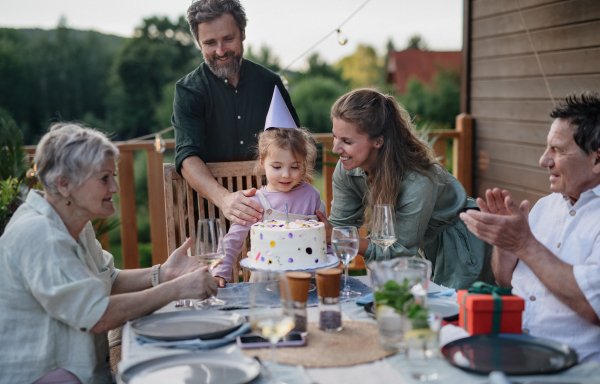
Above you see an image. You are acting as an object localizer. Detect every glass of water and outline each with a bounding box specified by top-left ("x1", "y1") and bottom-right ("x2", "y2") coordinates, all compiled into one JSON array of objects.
[
  {"x1": 331, "y1": 226, "x2": 360, "y2": 299},
  {"x1": 405, "y1": 311, "x2": 442, "y2": 381}
]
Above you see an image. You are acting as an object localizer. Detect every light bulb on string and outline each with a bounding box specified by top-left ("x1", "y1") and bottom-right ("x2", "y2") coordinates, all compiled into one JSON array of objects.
[
  {"x1": 26, "y1": 164, "x2": 37, "y2": 178},
  {"x1": 154, "y1": 133, "x2": 166, "y2": 153},
  {"x1": 337, "y1": 29, "x2": 348, "y2": 45}
]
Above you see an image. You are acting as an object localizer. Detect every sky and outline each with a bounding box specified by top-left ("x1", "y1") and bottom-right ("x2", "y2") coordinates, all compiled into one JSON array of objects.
[{"x1": 0, "y1": 0, "x2": 463, "y2": 70}]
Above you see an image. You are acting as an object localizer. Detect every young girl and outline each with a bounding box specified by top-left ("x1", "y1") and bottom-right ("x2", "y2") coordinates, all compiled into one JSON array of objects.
[
  {"x1": 212, "y1": 127, "x2": 329, "y2": 286},
  {"x1": 317, "y1": 88, "x2": 495, "y2": 289}
]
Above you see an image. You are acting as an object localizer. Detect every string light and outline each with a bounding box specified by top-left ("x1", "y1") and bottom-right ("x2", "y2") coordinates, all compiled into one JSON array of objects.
[
  {"x1": 154, "y1": 134, "x2": 166, "y2": 153},
  {"x1": 279, "y1": 0, "x2": 372, "y2": 73},
  {"x1": 26, "y1": 164, "x2": 37, "y2": 178},
  {"x1": 337, "y1": 29, "x2": 348, "y2": 45}
]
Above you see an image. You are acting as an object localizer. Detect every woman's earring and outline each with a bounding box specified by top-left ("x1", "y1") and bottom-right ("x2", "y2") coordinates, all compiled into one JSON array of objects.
[{"x1": 66, "y1": 200, "x2": 71, "y2": 206}]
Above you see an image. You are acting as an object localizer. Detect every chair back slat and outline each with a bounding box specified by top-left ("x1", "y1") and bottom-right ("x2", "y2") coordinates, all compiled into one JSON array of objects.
[{"x1": 163, "y1": 161, "x2": 264, "y2": 283}]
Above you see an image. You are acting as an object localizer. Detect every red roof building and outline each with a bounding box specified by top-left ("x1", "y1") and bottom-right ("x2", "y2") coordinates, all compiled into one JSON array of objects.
[{"x1": 386, "y1": 49, "x2": 461, "y2": 93}]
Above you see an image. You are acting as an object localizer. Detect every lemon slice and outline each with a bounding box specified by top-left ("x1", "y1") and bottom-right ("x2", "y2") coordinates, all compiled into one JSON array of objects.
[{"x1": 405, "y1": 328, "x2": 436, "y2": 342}]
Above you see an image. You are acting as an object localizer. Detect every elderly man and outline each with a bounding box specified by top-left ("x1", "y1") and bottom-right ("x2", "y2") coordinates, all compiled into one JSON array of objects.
[
  {"x1": 460, "y1": 92, "x2": 600, "y2": 362},
  {"x1": 173, "y1": 0, "x2": 300, "y2": 227}
]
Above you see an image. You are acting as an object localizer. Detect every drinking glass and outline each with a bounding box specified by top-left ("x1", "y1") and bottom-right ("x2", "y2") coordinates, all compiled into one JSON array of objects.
[
  {"x1": 406, "y1": 311, "x2": 442, "y2": 381},
  {"x1": 331, "y1": 226, "x2": 360, "y2": 299},
  {"x1": 194, "y1": 219, "x2": 226, "y2": 308},
  {"x1": 250, "y1": 271, "x2": 295, "y2": 384},
  {"x1": 371, "y1": 204, "x2": 397, "y2": 261}
]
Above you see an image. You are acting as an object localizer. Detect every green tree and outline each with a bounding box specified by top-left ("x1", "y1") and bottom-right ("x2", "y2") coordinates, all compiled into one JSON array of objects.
[
  {"x1": 107, "y1": 16, "x2": 201, "y2": 140},
  {"x1": 406, "y1": 34, "x2": 427, "y2": 50},
  {"x1": 335, "y1": 44, "x2": 383, "y2": 89},
  {"x1": 397, "y1": 68, "x2": 460, "y2": 128},
  {"x1": 290, "y1": 77, "x2": 346, "y2": 133},
  {"x1": 244, "y1": 44, "x2": 281, "y2": 72},
  {"x1": 292, "y1": 52, "x2": 346, "y2": 85}
]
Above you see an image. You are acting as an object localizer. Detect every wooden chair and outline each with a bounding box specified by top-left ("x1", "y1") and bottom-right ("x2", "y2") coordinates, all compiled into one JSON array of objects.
[{"x1": 163, "y1": 161, "x2": 265, "y2": 283}]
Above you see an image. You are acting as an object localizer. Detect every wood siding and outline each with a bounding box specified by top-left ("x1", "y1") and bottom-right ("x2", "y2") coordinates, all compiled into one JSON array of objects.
[{"x1": 468, "y1": 0, "x2": 600, "y2": 205}]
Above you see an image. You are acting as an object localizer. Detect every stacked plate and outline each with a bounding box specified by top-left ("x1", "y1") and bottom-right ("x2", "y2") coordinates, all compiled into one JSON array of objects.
[{"x1": 122, "y1": 311, "x2": 260, "y2": 384}]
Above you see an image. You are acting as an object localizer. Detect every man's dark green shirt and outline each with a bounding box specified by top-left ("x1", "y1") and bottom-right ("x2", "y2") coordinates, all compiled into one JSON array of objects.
[{"x1": 172, "y1": 59, "x2": 300, "y2": 175}]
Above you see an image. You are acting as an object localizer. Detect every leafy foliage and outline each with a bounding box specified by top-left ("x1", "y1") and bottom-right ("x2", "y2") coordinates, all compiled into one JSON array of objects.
[
  {"x1": 396, "y1": 68, "x2": 460, "y2": 128},
  {"x1": 0, "y1": 119, "x2": 29, "y2": 182},
  {"x1": 0, "y1": 177, "x2": 23, "y2": 234},
  {"x1": 374, "y1": 279, "x2": 429, "y2": 322},
  {"x1": 290, "y1": 76, "x2": 346, "y2": 133},
  {"x1": 335, "y1": 44, "x2": 383, "y2": 89}
]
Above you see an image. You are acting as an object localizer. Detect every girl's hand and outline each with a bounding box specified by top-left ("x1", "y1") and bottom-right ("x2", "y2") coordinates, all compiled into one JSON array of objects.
[
  {"x1": 215, "y1": 276, "x2": 227, "y2": 288},
  {"x1": 315, "y1": 209, "x2": 332, "y2": 245}
]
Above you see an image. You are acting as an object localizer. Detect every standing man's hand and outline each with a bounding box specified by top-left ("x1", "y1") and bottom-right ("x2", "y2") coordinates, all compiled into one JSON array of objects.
[{"x1": 219, "y1": 188, "x2": 263, "y2": 226}]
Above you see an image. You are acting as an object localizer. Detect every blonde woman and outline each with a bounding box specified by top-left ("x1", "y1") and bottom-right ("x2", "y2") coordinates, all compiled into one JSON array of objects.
[{"x1": 316, "y1": 88, "x2": 494, "y2": 289}]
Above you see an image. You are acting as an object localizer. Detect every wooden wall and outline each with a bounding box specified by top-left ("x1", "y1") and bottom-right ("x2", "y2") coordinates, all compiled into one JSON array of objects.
[{"x1": 466, "y1": 0, "x2": 600, "y2": 205}]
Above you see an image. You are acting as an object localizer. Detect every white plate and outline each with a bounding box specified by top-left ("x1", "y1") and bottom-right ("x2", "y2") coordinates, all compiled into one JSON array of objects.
[
  {"x1": 428, "y1": 297, "x2": 460, "y2": 318},
  {"x1": 130, "y1": 311, "x2": 245, "y2": 341},
  {"x1": 121, "y1": 352, "x2": 260, "y2": 384},
  {"x1": 240, "y1": 253, "x2": 339, "y2": 272}
]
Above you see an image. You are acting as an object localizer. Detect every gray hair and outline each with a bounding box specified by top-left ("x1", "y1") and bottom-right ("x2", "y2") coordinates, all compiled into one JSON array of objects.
[
  {"x1": 187, "y1": 0, "x2": 247, "y2": 45},
  {"x1": 35, "y1": 123, "x2": 119, "y2": 195}
]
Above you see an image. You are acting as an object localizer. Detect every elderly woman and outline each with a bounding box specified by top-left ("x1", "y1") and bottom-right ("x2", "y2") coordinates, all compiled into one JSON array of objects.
[{"x1": 0, "y1": 123, "x2": 218, "y2": 384}]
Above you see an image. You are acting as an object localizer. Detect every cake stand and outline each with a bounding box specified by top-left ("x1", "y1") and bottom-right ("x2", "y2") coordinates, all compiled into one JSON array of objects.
[{"x1": 240, "y1": 253, "x2": 339, "y2": 291}]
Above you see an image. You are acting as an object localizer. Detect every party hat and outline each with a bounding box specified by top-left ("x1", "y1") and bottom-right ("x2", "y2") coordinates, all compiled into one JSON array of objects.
[{"x1": 264, "y1": 85, "x2": 297, "y2": 130}]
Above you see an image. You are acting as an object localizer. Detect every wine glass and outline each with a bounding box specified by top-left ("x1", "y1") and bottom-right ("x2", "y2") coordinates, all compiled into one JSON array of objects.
[
  {"x1": 194, "y1": 218, "x2": 226, "y2": 308},
  {"x1": 249, "y1": 271, "x2": 295, "y2": 384},
  {"x1": 331, "y1": 226, "x2": 360, "y2": 299},
  {"x1": 371, "y1": 204, "x2": 397, "y2": 261}
]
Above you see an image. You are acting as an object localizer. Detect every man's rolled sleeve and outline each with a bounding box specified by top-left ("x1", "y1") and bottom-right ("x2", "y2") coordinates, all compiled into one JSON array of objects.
[
  {"x1": 173, "y1": 82, "x2": 207, "y2": 175},
  {"x1": 573, "y1": 237, "x2": 600, "y2": 319}
]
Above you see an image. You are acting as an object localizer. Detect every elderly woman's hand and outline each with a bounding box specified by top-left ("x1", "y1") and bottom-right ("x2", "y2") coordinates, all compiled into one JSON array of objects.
[
  {"x1": 315, "y1": 209, "x2": 332, "y2": 245},
  {"x1": 173, "y1": 268, "x2": 219, "y2": 300},
  {"x1": 161, "y1": 237, "x2": 206, "y2": 282}
]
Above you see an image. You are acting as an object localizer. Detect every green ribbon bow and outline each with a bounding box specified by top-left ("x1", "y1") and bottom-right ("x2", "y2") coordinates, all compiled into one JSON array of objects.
[{"x1": 463, "y1": 282, "x2": 513, "y2": 334}]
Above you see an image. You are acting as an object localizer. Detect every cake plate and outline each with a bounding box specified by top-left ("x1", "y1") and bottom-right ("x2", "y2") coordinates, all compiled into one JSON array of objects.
[
  {"x1": 240, "y1": 253, "x2": 339, "y2": 273},
  {"x1": 240, "y1": 254, "x2": 339, "y2": 291}
]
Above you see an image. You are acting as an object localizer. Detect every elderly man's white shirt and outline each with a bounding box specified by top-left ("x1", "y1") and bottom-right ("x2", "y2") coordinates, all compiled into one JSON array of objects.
[
  {"x1": 511, "y1": 184, "x2": 600, "y2": 362},
  {"x1": 0, "y1": 190, "x2": 119, "y2": 384}
]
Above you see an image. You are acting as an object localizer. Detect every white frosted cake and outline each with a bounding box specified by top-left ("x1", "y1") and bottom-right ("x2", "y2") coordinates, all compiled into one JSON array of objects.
[{"x1": 248, "y1": 219, "x2": 328, "y2": 269}]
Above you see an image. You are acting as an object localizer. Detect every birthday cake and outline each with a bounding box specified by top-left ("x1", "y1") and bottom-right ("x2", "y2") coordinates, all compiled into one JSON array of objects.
[{"x1": 248, "y1": 219, "x2": 328, "y2": 269}]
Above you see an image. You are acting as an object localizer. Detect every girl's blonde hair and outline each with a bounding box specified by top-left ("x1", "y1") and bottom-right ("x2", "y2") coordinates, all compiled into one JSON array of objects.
[
  {"x1": 255, "y1": 127, "x2": 317, "y2": 184},
  {"x1": 331, "y1": 88, "x2": 439, "y2": 225}
]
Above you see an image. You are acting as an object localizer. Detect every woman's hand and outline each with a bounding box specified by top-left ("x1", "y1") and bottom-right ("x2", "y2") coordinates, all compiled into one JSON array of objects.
[
  {"x1": 315, "y1": 209, "x2": 332, "y2": 245},
  {"x1": 161, "y1": 237, "x2": 204, "y2": 282},
  {"x1": 172, "y1": 268, "x2": 218, "y2": 301}
]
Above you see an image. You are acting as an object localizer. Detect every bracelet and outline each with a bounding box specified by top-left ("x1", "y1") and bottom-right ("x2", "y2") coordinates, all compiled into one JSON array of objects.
[{"x1": 151, "y1": 264, "x2": 161, "y2": 287}]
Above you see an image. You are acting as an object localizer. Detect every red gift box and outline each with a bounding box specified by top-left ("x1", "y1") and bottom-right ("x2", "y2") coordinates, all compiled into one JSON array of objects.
[{"x1": 457, "y1": 289, "x2": 524, "y2": 335}]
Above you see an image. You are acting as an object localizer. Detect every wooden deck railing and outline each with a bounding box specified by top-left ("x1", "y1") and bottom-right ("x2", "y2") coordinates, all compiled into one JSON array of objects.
[{"x1": 24, "y1": 113, "x2": 472, "y2": 269}]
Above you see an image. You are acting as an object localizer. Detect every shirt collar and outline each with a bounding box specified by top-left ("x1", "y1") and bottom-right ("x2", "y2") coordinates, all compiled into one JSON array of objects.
[
  {"x1": 347, "y1": 167, "x2": 367, "y2": 178},
  {"x1": 25, "y1": 189, "x2": 82, "y2": 240}
]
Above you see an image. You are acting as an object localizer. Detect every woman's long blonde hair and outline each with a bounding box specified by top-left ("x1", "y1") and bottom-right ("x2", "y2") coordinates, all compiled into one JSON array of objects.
[{"x1": 331, "y1": 88, "x2": 439, "y2": 225}]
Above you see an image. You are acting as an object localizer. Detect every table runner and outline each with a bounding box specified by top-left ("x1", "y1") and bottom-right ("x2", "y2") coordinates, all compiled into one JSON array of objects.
[{"x1": 215, "y1": 276, "x2": 371, "y2": 309}]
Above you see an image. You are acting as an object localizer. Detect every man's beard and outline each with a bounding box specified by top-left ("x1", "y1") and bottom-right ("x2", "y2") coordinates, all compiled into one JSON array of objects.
[{"x1": 205, "y1": 46, "x2": 244, "y2": 80}]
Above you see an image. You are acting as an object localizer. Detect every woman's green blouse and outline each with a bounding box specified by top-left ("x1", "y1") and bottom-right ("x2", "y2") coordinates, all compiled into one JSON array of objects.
[{"x1": 328, "y1": 161, "x2": 494, "y2": 289}]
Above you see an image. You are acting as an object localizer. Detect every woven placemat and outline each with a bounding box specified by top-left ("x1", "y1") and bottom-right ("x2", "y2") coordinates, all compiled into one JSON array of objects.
[{"x1": 242, "y1": 321, "x2": 394, "y2": 367}]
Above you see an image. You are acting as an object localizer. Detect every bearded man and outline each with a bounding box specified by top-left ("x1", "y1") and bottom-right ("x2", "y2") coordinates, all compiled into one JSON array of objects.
[{"x1": 173, "y1": 0, "x2": 300, "y2": 227}]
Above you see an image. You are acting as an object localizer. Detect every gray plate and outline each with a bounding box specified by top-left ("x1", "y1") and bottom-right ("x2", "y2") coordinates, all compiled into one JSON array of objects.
[
  {"x1": 428, "y1": 297, "x2": 460, "y2": 318},
  {"x1": 121, "y1": 352, "x2": 260, "y2": 384},
  {"x1": 240, "y1": 253, "x2": 339, "y2": 272},
  {"x1": 130, "y1": 311, "x2": 245, "y2": 341}
]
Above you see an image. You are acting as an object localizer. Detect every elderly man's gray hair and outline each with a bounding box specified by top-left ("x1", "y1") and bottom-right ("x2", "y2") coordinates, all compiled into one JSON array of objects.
[
  {"x1": 34, "y1": 123, "x2": 119, "y2": 195},
  {"x1": 187, "y1": 0, "x2": 247, "y2": 45}
]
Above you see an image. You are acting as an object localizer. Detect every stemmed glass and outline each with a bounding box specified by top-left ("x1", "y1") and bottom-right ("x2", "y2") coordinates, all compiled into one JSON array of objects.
[
  {"x1": 331, "y1": 226, "x2": 360, "y2": 299},
  {"x1": 371, "y1": 204, "x2": 397, "y2": 261},
  {"x1": 194, "y1": 218, "x2": 226, "y2": 308},
  {"x1": 250, "y1": 271, "x2": 295, "y2": 384}
]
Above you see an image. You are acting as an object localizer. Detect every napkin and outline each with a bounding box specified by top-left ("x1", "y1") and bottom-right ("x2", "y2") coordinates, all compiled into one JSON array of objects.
[
  {"x1": 136, "y1": 323, "x2": 250, "y2": 350},
  {"x1": 355, "y1": 289, "x2": 456, "y2": 306}
]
